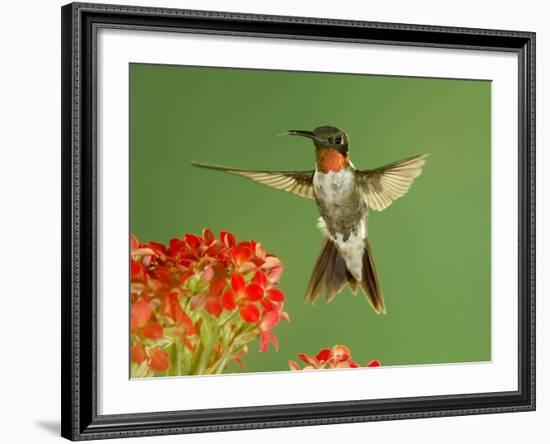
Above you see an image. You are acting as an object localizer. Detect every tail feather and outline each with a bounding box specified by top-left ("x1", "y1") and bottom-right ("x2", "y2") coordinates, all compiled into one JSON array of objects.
[
  {"x1": 305, "y1": 238, "x2": 336, "y2": 304},
  {"x1": 326, "y1": 253, "x2": 348, "y2": 303},
  {"x1": 304, "y1": 237, "x2": 386, "y2": 314},
  {"x1": 361, "y1": 238, "x2": 386, "y2": 314},
  {"x1": 305, "y1": 239, "x2": 347, "y2": 303}
]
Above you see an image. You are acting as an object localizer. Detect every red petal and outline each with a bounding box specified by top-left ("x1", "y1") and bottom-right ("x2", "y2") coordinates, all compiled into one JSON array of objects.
[
  {"x1": 205, "y1": 243, "x2": 223, "y2": 257},
  {"x1": 245, "y1": 283, "x2": 264, "y2": 302},
  {"x1": 260, "y1": 309, "x2": 280, "y2": 331},
  {"x1": 231, "y1": 245, "x2": 251, "y2": 265},
  {"x1": 270, "y1": 332, "x2": 279, "y2": 350},
  {"x1": 184, "y1": 233, "x2": 201, "y2": 248},
  {"x1": 131, "y1": 344, "x2": 146, "y2": 363},
  {"x1": 131, "y1": 300, "x2": 151, "y2": 327},
  {"x1": 260, "y1": 298, "x2": 275, "y2": 312},
  {"x1": 179, "y1": 314, "x2": 196, "y2": 336},
  {"x1": 315, "y1": 348, "x2": 331, "y2": 362},
  {"x1": 164, "y1": 293, "x2": 177, "y2": 320},
  {"x1": 152, "y1": 267, "x2": 173, "y2": 285},
  {"x1": 130, "y1": 259, "x2": 146, "y2": 281},
  {"x1": 259, "y1": 331, "x2": 278, "y2": 352},
  {"x1": 221, "y1": 290, "x2": 236, "y2": 311},
  {"x1": 367, "y1": 360, "x2": 381, "y2": 367},
  {"x1": 209, "y1": 278, "x2": 227, "y2": 297},
  {"x1": 349, "y1": 361, "x2": 360, "y2": 368},
  {"x1": 149, "y1": 348, "x2": 169, "y2": 371},
  {"x1": 142, "y1": 322, "x2": 164, "y2": 340},
  {"x1": 252, "y1": 270, "x2": 268, "y2": 288},
  {"x1": 205, "y1": 297, "x2": 223, "y2": 317},
  {"x1": 148, "y1": 241, "x2": 167, "y2": 256},
  {"x1": 239, "y1": 303, "x2": 260, "y2": 323},
  {"x1": 168, "y1": 238, "x2": 186, "y2": 256},
  {"x1": 298, "y1": 353, "x2": 319, "y2": 367},
  {"x1": 202, "y1": 228, "x2": 216, "y2": 244},
  {"x1": 231, "y1": 273, "x2": 246, "y2": 293},
  {"x1": 331, "y1": 345, "x2": 351, "y2": 363},
  {"x1": 267, "y1": 288, "x2": 285, "y2": 302},
  {"x1": 260, "y1": 331, "x2": 269, "y2": 352},
  {"x1": 220, "y1": 231, "x2": 236, "y2": 248},
  {"x1": 165, "y1": 291, "x2": 190, "y2": 324},
  {"x1": 249, "y1": 257, "x2": 265, "y2": 267}
]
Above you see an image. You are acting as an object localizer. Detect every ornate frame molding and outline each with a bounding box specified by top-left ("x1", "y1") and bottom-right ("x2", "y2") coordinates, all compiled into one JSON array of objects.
[{"x1": 61, "y1": 2, "x2": 535, "y2": 440}]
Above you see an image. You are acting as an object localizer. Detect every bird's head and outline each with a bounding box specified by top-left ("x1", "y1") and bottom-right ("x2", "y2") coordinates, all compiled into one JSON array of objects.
[{"x1": 283, "y1": 126, "x2": 350, "y2": 173}]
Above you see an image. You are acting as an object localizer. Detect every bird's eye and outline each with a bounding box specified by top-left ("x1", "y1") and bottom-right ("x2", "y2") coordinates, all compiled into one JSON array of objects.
[{"x1": 335, "y1": 137, "x2": 342, "y2": 144}]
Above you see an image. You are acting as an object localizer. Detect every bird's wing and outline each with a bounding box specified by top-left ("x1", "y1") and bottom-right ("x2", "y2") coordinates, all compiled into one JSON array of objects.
[
  {"x1": 191, "y1": 161, "x2": 315, "y2": 199},
  {"x1": 356, "y1": 154, "x2": 428, "y2": 211}
]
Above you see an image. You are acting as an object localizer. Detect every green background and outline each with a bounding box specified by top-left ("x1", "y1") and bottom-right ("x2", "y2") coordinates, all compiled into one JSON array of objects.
[{"x1": 130, "y1": 63, "x2": 491, "y2": 372}]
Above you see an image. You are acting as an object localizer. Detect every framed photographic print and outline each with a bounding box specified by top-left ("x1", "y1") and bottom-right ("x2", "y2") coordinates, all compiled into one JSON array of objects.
[{"x1": 61, "y1": 2, "x2": 536, "y2": 440}]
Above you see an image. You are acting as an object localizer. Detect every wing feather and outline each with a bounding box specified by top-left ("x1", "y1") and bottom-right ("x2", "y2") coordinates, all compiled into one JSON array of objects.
[
  {"x1": 191, "y1": 161, "x2": 315, "y2": 199},
  {"x1": 357, "y1": 154, "x2": 428, "y2": 211}
]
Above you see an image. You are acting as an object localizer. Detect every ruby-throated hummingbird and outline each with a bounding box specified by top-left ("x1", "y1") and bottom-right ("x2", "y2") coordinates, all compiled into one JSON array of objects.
[{"x1": 192, "y1": 126, "x2": 427, "y2": 314}]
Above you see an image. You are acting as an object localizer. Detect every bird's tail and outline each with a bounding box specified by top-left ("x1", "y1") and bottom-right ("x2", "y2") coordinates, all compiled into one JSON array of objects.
[
  {"x1": 304, "y1": 237, "x2": 386, "y2": 314},
  {"x1": 362, "y1": 237, "x2": 386, "y2": 314}
]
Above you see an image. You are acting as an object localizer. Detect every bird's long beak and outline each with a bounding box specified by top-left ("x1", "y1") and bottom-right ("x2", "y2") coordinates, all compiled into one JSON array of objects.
[{"x1": 281, "y1": 130, "x2": 316, "y2": 140}]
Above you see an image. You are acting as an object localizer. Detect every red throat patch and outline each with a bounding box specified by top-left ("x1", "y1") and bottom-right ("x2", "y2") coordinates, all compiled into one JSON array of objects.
[{"x1": 316, "y1": 148, "x2": 349, "y2": 173}]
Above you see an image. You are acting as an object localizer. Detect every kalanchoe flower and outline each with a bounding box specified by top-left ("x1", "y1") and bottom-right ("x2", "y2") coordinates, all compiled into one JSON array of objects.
[
  {"x1": 130, "y1": 229, "x2": 288, "y2": 378},
  {"x1": 130, "y1": 344, "x2": 169, "y2": 373},
  {"x1": 259, "y1": 310, "x2": 281, "y2": 352},
  {"x1": 149, "y1": 348, "x2": 170, "y2": 371},
  {"x1": 288, "y1": 345, "x2": 380, "y2": 371},
  {"x1": 131, "y1": 344, "x2": 146, "y2": 364}
]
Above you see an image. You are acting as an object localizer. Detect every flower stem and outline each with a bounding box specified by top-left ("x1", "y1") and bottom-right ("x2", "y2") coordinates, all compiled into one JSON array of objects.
[
  {"x1": 212, "y1": 343, "x2": 247, "y2": 374},
  {"x1": 196, "y1": 334, "x2": 218, "y2": 374},
  {"x1": 175, "y1": 341, "x2": 183, "y2": 375},
  {"x1": 195, "y1": 315, "x2": 219, "y2": 375},
  {"x1": 212, "y1": 356, "x2": 229, "y2": 374}
]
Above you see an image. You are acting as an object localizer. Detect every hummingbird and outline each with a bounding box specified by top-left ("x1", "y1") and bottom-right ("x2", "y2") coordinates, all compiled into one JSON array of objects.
[{"x1": 192, "y1": 126, "x2": 427, "y2": 314}]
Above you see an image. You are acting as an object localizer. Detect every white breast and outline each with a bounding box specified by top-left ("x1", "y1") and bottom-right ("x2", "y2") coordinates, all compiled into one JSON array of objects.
[
  {"x1": 314, "y1": 168, "x2": 366, "y2": 281},
  {"x1": 312, "y1": 168, "x2": 355, "y2": 204}
]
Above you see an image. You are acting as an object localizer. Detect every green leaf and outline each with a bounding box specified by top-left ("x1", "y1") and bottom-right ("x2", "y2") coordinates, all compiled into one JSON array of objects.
[
  {"x1": 132, "y1": 360, "x2": 151, "y2": 378},
  {"x1": 233, "y1": 331, "x2": 259, "y2": 348},
  {"x1": 155, "y1": 336, "x2": 174, "y2": 349},
  {"x1": 200, "y1": 315, "x2": 214, "y2": 348}
]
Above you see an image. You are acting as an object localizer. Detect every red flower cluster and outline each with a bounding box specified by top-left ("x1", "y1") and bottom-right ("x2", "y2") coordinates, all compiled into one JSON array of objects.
[
  {"x1": 130, "y1": 229, "x2": 288, "y2": 377},
  {"x1": 288, "y1": 345, "x2": 380, "y2": 371}
]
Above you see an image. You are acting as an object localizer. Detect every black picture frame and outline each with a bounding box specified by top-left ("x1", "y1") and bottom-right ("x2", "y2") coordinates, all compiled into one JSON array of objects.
[{"x1": 61, "y1": 2, "x2": 536, "y2": 440}]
